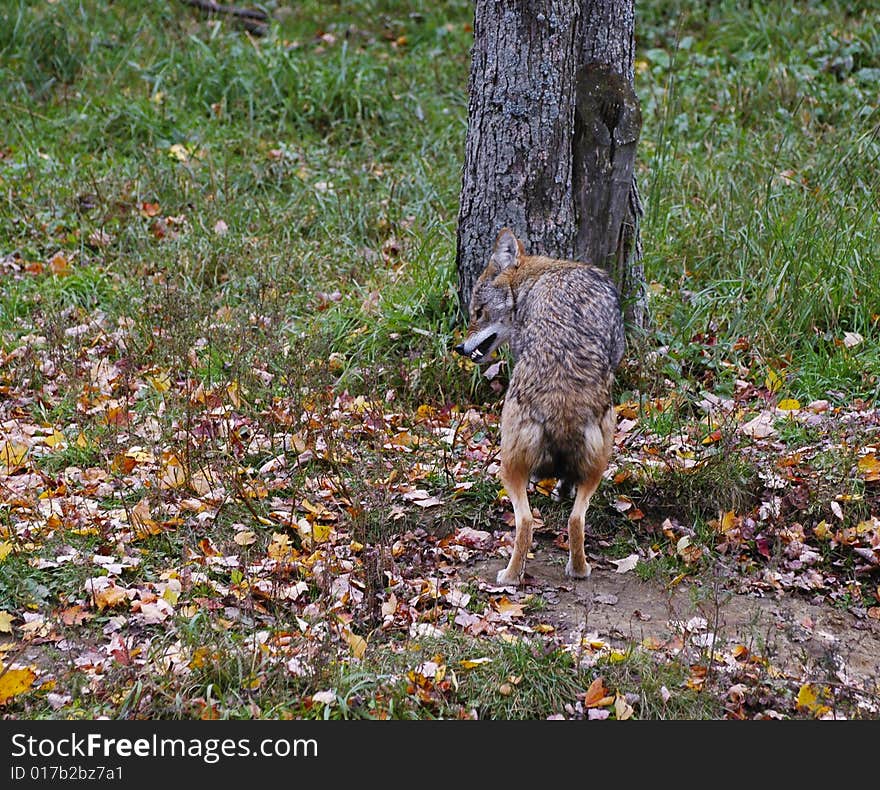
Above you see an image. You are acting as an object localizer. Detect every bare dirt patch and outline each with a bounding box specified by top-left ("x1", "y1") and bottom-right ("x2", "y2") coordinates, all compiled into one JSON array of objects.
[{"x1": 465, "y1": 537, "x2": 880, "y2": 697}]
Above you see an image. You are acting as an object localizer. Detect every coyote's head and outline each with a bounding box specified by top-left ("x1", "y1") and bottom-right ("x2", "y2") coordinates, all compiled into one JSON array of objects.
[{"x1": 454, "y1": 228, "x2": 523, "y2": 364}]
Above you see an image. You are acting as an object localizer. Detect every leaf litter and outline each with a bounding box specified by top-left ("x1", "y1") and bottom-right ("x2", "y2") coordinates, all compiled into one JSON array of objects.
[{"x1": 0, "y1": 301, "x2": 878, "y2": 718}]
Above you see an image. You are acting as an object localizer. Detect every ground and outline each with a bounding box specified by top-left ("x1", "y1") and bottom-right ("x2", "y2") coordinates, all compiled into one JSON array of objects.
[
  {"x1": 1, "y1": 0, "x2": 879, "y2": 720},
  {"x1": 471, "y1": 542, "x2": 880, "y2": 698}
]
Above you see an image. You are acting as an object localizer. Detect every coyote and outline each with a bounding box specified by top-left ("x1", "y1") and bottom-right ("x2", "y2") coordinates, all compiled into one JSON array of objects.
[{"x1": 455, "y1": 229, "x2": 624, "y2": 585}]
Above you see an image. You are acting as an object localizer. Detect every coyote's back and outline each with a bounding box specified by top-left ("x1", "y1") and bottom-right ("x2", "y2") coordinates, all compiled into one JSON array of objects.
[{"x1": 455, "y1": 228, "x2": 624, "y2": 585}]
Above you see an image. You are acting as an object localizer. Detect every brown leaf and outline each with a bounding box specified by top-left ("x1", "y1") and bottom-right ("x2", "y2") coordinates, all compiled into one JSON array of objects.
[
  {"x1": 93, "y1": 585, "x2": 130, "y2": 611},
  {"x1": 583, "y1": 676, "x2": 614, "y2": 708},
  {"x1": 491, "y1": 596, "x2": 525, "y2": 619},
  {"x1": 60, "y1": 605, "x2": 92, "y2": 626}
]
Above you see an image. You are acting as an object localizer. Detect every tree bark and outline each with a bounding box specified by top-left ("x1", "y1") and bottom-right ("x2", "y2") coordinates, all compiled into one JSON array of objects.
[
  {"x1": 456, "y1": 0, "x2": 648, "y2": 330},
  {"x1": 455, "y1": 1, "x2": 581, "y2": 313},
  {"x1": 574, "y1": 0, "x2": 648, "y2": 328}
]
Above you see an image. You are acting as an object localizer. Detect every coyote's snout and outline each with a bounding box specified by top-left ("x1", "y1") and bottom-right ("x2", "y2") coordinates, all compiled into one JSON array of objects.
[{"x1": 456, "y1": 228, "x2": 624, "y2": 585}]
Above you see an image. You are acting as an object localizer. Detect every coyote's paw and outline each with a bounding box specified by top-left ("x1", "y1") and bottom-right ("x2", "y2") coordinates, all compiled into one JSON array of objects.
[
  {"x1": 496, "y1": 566, "x2": 522, "y2": 586},
  {"x1": 565, "y1": 559, "x2": 591, "y2": 579}
]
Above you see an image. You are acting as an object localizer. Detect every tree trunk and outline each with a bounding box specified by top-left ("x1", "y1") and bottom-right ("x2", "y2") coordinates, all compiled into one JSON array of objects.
[
  {"x1": 455, "y1": 1, "x2": 581, "y2": 313},
  {"x1": 574, "y1": 0, "x2": 648, "y2": 328},
  {"x1": 456, "y1": 0, "x2": 648, "y2": 330}
]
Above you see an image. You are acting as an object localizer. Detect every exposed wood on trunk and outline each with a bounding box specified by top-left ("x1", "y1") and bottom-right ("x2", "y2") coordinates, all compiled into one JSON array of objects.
[
  {"x1": 575, "y1": 0, "x2": 648, "y2": 329},
  {"x1": 572, "y1": 63, "x2": 646, "y2": 327}
]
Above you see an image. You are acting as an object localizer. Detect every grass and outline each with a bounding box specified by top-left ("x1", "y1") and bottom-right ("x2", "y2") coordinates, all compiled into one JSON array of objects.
[{"x1": 1, "y1": 0, "x2": 878, "y2": 720}]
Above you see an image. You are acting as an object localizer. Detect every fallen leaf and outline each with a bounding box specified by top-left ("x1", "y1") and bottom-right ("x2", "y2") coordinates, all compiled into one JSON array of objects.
[
  {"x1": 764, "y1": 368, "x2": 783, "y2": 393},
  {"x1": 343, "y1": 630, "x2": 367, "y2": 660},
  {"x1": 492, "y1": 596, "x2": 525, "y2": 619},
  {"x1": 92, "y1": 585, "x2": 130, "y2": 611},
  {"x1": 0, "y1": 611, "x2": 13, "y2": 633},
  {"x1": 702, "y1": 429, "x2": 722, "y2": 445},
  {"x1": 59, "y1": 606, "x2": 92, "y2": 626},
  {"x1": 583, "y1": 676, "x2": 614, "y2": 708},
  {"x1": 843, "y1": 332, "x2": 863, "y2": 349},
  {"x1": 460, "y1": 657, "x2": 492, "y2": 670},
  {"x1": 796, "y1": 683, "x2": 830, "y2": 717},
  {"x1": 592, "y1": 593, "x2": 618, "y2": 605},
  {"x1": 740, "y1": 411, "x2": 776, "y2": 438},
  {"x1": 614, "y1": 694, "x2": 634, "y2": 720},
  {"x1": 0, "y1": 441, "x2": 29, "y2": 471},
  {"x1": 311, "y1": 690, "x2": 336, "y2": 707},
  {"x1": 611, "y1": 554, "x2": 639, "y2": 574},
  {"x1": 0, "y1": 667, "x2": 37, "y2": 705},
  {"x1": 857, "y1": 454, "x2": 880, "y2": 482},
  {"x1": 48, "y1": 252, "x2": 70, "y2": 276}
]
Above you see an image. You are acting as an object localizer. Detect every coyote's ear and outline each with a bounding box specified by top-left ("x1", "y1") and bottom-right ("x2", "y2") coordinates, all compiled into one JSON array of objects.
[{"x1": 492, "y1": 228, "x2": 523, "y2": 271}]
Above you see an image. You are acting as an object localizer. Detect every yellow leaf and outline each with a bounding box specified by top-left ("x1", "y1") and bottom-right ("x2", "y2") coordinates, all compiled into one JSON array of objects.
[
  {"x1": 0, "y1": 611, "x2": 13, "y2": 633},
  {"x1": 268, "y1": 532, "x2": 295, "y2": 561},
  {"x1": 0, "y1": 441, "x2": 29, "y2": 470},
  {"x1": 129, "y1": 498, "x2": 158, "y2": 535},
  {"x1": 295, "y1": 517, "x2": 331, "y2": 547},
  {"x1": 344, "y1": 630, "x2": 367, "y2": 660},
  {"x1": 416, "y1": 404, "x2": 436, "y2": 420},
  {"x1": 460, "y1": 657, "x2": 492, "y2": 670},
  {"x1": 777, "y1": 398, "x2": 801, "y2": 411},
  {"x1": 857, "y1": 454, "x2": 880, "y2": 482},
  {"x1": 43, "y1": 430, "x2": 66, "y2": 449},
  {"x1": 796, "y1": 683, "x2": 830, "y2": 716},
  {"x1": 300, "y1": 499, "x2": 334, "y2": 519},
  {"x1": 765, "y1": 367, "x2": 783, "y2": 393},
  {"x1": 161, "y1": 586, "x2": 180, "y2": 606},
  {"x1": 147, "y1": 370, "x2": 172, "y2": 393},
  {"x1": 0, "y1": 667, "x2": 37, "y2": 705},
  {"x1": 719, "y1": 510, "x2": 737, "y2": 533},
  {"x1": 311, "y1": 522, "x2": 332, "y2": 543},
  {"x1": 796, "y1": 683, "x2": 816, "y2": 707},
  {"x1": 0, "y1": 542, "x2": 12, "y2": 562}
]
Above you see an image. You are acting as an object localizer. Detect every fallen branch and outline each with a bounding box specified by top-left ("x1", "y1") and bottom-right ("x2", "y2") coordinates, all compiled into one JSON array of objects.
[{"x1": 180, "y1": 0, "x2": 269, "y2": 36}]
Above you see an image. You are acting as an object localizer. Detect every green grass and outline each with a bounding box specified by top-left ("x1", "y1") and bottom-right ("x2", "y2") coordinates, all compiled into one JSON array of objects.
[{"x1": 2, "y1": 0, "x2": 877, "y2": 402}]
